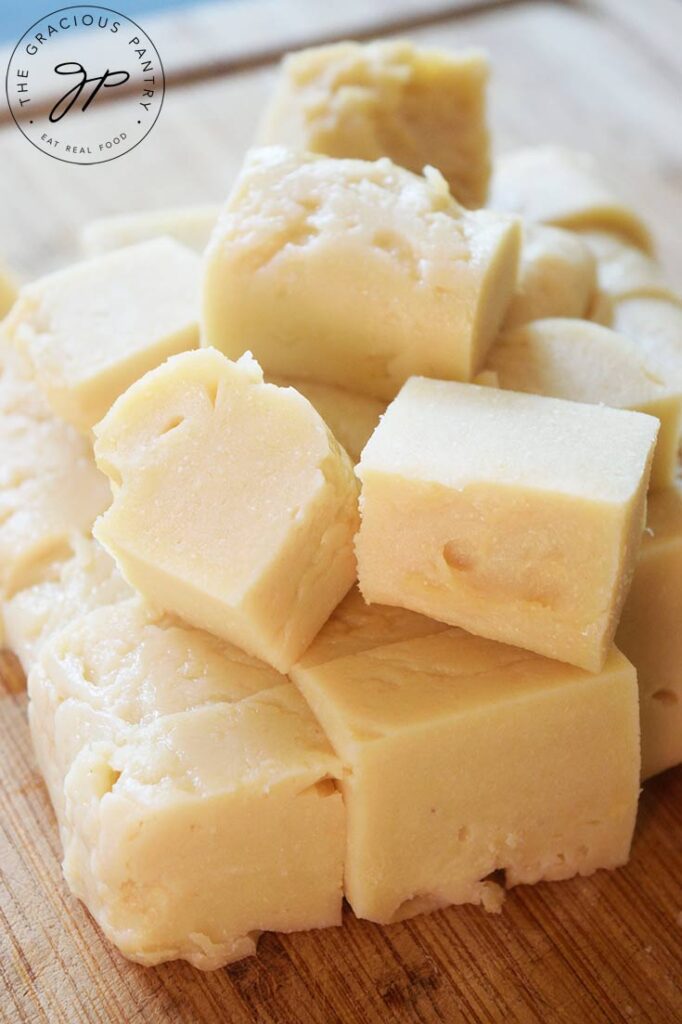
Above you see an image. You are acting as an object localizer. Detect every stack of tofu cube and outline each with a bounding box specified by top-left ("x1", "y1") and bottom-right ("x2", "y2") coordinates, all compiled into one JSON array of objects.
[{"x1": 1, "y1": 39, "x2": 680, "y2": 970}]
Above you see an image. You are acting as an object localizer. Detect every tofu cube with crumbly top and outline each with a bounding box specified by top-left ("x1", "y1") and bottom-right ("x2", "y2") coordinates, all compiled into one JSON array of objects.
[
  {"x1": 259, "y1": 40, "x2": 491, "y2": 208},
  {"x1": 29, "y1": 599, "x2": 345, "y2": 970},
  {"x1": 202, "y1": 147, "x2": 520, "y2": 401}
]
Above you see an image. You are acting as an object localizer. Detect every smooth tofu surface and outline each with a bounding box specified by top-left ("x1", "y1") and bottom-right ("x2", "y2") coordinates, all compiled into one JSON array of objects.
[
  {"x1": 503, "y1": 224, "x2": 596, "y2": 328},
  {"x1": 293, "y1": 627, "x2": 640, "y2": 924},
  {"x1": 80, "y1": 206, "x2": 220, "y2": 256},
  {"x1": 259, "y1": 41, "x2": 490, "y2": 208},
  {"x1": 577, "y1": 230, "x2": 677, "y2": 302},
  {"x1": 617, "y1": 481, "x2": 682, "y2": 779},
  {"x1": 356, "y1": 378, "x2": 658, "y2": 671},
  {"x1": 269, "y1": 376, "x2": 385, "y2": 463},
  {"x1": 490, "y1": 147, "x2": 652, "y2": 252},
  {"x1": 2, "y1": 534, "x2": 130, "y2": 673},
  {"x1": 29, "y1": 600, "x2": 344, "y2": 969},
  {"x1": 0, "y1": 358, "x2": 111, "y2": 598},
  {"x1": 488, "y1": 318, "x2": 681, "y2": 490},
  {"x1": 94, "y1": 348, "x2": 359, "y2": 672},
  {"x1": 7, "y1": 238, "x2": 201, "y2": 432},
  {"x1": 202, "y1": 147, "x2": 520, "y2": 400},
  {"x1": 612, "y1": 297, "x2": 682, "y2": 391}
]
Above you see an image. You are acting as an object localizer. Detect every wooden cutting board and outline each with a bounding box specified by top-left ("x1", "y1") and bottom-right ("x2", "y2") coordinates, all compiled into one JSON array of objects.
[{"x1": 1, "y1": 2, "x2": 681, "y2": 1021}]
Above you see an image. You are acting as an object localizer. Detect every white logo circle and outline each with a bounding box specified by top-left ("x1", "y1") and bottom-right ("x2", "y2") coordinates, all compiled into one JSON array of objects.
[{"x1": 5, "y1": 5, "x2": 165, "y2": 165}]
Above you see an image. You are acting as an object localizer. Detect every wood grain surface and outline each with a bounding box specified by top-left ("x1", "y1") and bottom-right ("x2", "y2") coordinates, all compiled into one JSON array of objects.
[{"x1": 1, "y1": 1, "x2": 681, "y2": 1022}]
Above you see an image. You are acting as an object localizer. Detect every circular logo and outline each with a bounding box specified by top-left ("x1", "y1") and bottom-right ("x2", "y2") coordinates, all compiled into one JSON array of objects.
[{"x1": 5, "y1": 5, "x2": 165, "y2": 165}]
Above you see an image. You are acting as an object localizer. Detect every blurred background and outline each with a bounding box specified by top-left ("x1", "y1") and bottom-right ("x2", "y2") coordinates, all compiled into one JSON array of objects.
[{"x1": 1, "y1": 1, "x2": 206, "y2": 42}]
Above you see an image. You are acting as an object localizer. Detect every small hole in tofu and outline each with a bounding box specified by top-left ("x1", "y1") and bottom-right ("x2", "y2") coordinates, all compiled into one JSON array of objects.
[
  {"x1": 372, "y1": 229, "x2": 413, "y2": 266},
  {"x1": 160, "y1": 415, "x2": 184, "y2": 437},
  {"x1": 652, "y1": 688, "x2": 678, "y2": 706},
  {"x1": 481, "y1": 868, "x2": 506, "y2": 887},
  {"x1": 287, "y1": 222, "x2": 319, "y2": 247},
  {"x1": 299, "y1": 777, "x2": 338, "y2": 799},
  {"x1": 443, "y1": 541, "x2": 475, "y2": 572},
  {"x1": 312, "y1": 778, "x2": 337, "y2": 799},
  {"x1": 95, "y1": 765, "x2": 121, "y2": 799},
  {"x1": 205, "y1": 382, "x2": 218, "y2": 408},
  {"x1": 299, "y1": 196, "x2": 320, "y2": 214}
]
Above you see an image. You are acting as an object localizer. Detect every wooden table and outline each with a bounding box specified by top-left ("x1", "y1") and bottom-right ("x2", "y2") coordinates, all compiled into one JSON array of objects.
[{"x1": 1, "y1": 1, "x2": 681, "y2": 1021}]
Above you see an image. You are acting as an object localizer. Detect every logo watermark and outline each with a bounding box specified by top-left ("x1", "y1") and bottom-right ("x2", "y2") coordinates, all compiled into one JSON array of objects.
[{"x1": 5, "y1": 5, "x2": 165, "y2": 164}]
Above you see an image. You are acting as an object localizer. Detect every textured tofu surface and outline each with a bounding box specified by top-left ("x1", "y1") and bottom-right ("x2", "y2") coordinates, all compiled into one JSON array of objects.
[
  {"x1": 2, "y1": 534, "x2": 130, "y2": 673},
  {"x1": 489, "y1": 318, "x2": 681, "y2": 489},
  {"x1": 356, "y1": 378, "x2": 658, "y2": 671},
  {"x1": 94, "y1": 349, "x2": 359, "y2": 671},
  {"x1": 490, "y1": 147, "x2": 652, "y2": 252},
  {"x1": 617, "y1": 480, "x2": 682, "y2": 779},
  {"x1": 202, "y1": 147, "x2": 520, "y2": 399},
  {"x1": 6, "y1": 238, "x2": 201, "y2": 432},
  {"x1": 0, "y1": 351, "x2": 111, "y2": 598},
  {"x1": 28, "y1": 599, "x2": 345, "y2": 969},
  {"x1": 293, "y1": 622, "x2": 640, "y2": 924},
  {"x1": 259, "y1": 40, "x2": 490, "y2": 208}
]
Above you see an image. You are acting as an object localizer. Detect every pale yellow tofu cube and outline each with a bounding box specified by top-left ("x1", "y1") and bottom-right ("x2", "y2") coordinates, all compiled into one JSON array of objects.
[
  {"x1": 293, "y1": 622, "x2": 640, "y2": 924},
  {"x1": 503, "y1": 224, "x2": 596, "y2": 329},
  {"x1": 612, "y1": 297, "x2": 682, "y2": 392},
  {"x1": 202, "y1": 148, "x2": 520, "y2": 400},
  {"x1": 488, "y1": 318, "x2": 682, "y2": 490},
  {"x1": 80, "y1": 205, "x2": 220, "y2": 256},
  {"x1": 93, "y1": 348, "x2": 359, "y2": 672},
  {"x1": 269, "y1": 376, "x2": 385, "y2": 463},
  {"x1": 576, "y1": 230, "x2": 677, "y2": 303},
  {"x1": 259, "y1": 40, "x2": 491, "y2": 208},
  {"x1": 29, "y1": 600, "x2": 344, "y2": 969},
  {"x1": 617, "y1": 481, "x2": 682, "y2": 779},
  {"x1": 356, "y1": 378, "x2": 658, "y2": 672},
  {"x1": 0, "y1": 357, "x2": 110, "y2": 598},
  {"x1": 490, "y1": 147, "x2": 651, "y2": 252},
  {"x1": 2, "y1": 534, "x2": 129, "y2": 673},
  {"x1": 7, "y1": 238, "x2": 200, "y2": 433}
]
